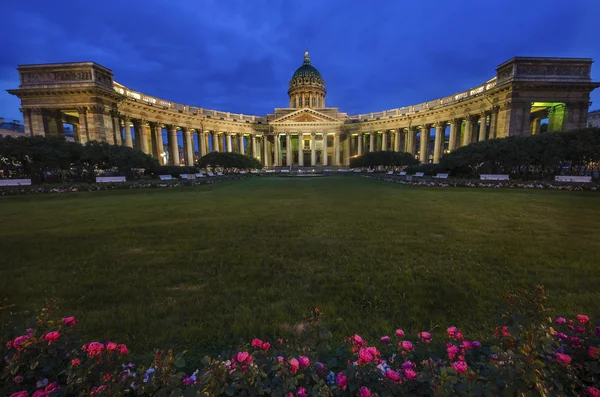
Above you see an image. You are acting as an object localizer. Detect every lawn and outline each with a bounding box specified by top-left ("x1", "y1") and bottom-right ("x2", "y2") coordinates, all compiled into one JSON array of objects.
[{"x1": 1, "y1": 175, "x2": 599, "y2": 360}]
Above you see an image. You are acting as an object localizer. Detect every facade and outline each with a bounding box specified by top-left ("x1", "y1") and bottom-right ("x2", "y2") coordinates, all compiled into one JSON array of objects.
[
  {"x1": 588, "y1": 109, "x2": 600, "y2": 128},
  {"x1": 7, "y1": 53, "x2": 600, "y2": 167}
]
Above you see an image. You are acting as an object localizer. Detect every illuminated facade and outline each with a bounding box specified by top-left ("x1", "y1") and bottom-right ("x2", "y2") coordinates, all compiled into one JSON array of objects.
[{"x1": 7, "y1": 54, "x2": 600, "y2": 166}]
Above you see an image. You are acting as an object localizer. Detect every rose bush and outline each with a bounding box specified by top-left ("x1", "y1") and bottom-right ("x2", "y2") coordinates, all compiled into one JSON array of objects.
[{"x1": 1, "y1": 287, "x2": 599, "y2": 396}]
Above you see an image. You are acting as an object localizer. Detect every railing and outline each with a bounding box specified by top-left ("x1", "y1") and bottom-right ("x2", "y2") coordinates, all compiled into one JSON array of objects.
[{"x1": 113, "y1": 76, "x2": 498, "y2": 123}]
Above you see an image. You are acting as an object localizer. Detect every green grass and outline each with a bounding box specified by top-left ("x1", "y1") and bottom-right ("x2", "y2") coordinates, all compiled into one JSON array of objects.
[{"x1": 1, "y1": 176, "x2": 599, "y2": 358}]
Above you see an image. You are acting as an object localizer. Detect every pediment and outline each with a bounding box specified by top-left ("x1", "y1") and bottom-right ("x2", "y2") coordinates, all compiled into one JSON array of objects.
[{"x1": 271, "y1": 108, "x2": 342, "y2": 124}]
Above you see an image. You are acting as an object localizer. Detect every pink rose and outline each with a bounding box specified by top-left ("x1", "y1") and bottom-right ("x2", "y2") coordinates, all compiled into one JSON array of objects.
[
  {"x1": 45, "y1": 383, "x2": 60, "y2": 393},
  {"x1": 577, "y1": 314, "x2": 590, "y2": 324},
  {"x1": 418, "y1": 331, "x2": 431, "y2": 343},
  {"x1": 118, "y1": 344, "x2": 128, "y2": 355},
  {"x1": 261, "y1": 342, "x2": 270, "y2": 351},
  {"x1": 447, "y1": 344, "x2": 459, "y2": 360},
  {"x1": 277, "y1": 356, "x2": 284, "y2": 362},
  {"x1": 298, "y1": 356, "x2": 310, "y2": 368},
  {"x1": 71, "y1": 359, "x2": 81, "y2": 366},
  {"x1": 380, "y1": 336, "x2": 390, "y2": 343},
  {"x1": 358, "y1": 348, "x2": 374, "y2": 364},
  {"x1": 32, "y1": 390, "x2": 48, "y2": 397},
  {"x1": 336, "y1": 372, "x2": 348, "y2": 390},
  {"x1": 251, "y1": 339, "x2": 263, "y2": 348},
  {"x1": 289, "y1": 358, "x2": 299, "y2": 373},
  {"x1": 461, "y1": 340, "x2": 472, "y2": 349},
  {"x1": 13, "y1": 375, "x2": 24, "y2": 383},
  {"x1": 555, "y1": 353, "x2": 571, "y2": 365},
  {"x1": 447, "y1": 326, "x2": 457, "y2": 337},
  {"x1": 10, "y1": 392, "x2": 29, "y2": 397},
  {"x1": 297, "y1": 387, "x2": 307, "y2": 397},
  {"x1": 62, "y1": 316, "x2": 77, "y2": 326},
  {"x1": 359, "y1": 386, "x2": 371, "y2": 397},
  {"x1": 385, "y1": 369, "x2": 400, "y2": 382},
  {"x1": 455, "y1": 332, "x2": 463, "y2": 340},
  {"x1": 13, "y1": 335, "x2": 31, "y2": 351},
  {"x1": 395, "y1": 329, "x2": 405, "y2": 338},
  {"x1": 452, "y1": 361, "x2": 467, "y2": 373},
  {"x1": 587, "y1": 386, "x2": 600, "y2": 397},
  {"x1": 555, "y1": 317, "x2": 566, "y2": 325},
  {"x1": 404, "y1": 368, "x2": 417, "y2": 380},
  {"x1": 400, "y1": 341, "x2": 413, "y2": 351},
  {"x1": 106, "y1": 342, "x2": 118, "y2": 351},
  {"x1": 85, "y1": 342, "x2": 105, "y2": 357},
  {"x1": 235, "y1": 352, "x2": 251, "y2": 364},
  {"x1": 43, "y1": 331, "x2": 60, "y2": 344},
  {"x1": 352, "y1": 334, "x2": 365, "y2": 346}
]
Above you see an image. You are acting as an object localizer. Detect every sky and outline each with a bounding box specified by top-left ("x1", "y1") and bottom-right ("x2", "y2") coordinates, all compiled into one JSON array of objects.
[{"x1": 1, "y1": 0, "x2": 600, "y2": 123}]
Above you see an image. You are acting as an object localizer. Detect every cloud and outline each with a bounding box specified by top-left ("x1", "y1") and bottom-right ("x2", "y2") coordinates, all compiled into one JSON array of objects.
[{"x1": 1, "y1": 0, "x2": 599, "y2": 121}]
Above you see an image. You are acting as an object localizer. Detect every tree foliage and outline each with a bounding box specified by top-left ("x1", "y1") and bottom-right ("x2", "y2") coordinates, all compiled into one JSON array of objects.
[
  {"x1": 197, "y1": 151, "x2": 263, "y2": 170},
  {"x1": 0, "y1": 136, "x2": 159, "y2": 182},
  {"x1": 439, "y1": 128, "x2": 600, "y2": 179},
  {"x1": 350, "y1": 150, "x2": 420, "y2": 170}
]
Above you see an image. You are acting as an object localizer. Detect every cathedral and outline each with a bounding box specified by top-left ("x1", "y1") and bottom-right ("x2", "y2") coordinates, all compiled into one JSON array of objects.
[{"x1": 8, "y1": 52, "x2": 599, "y2": 167}]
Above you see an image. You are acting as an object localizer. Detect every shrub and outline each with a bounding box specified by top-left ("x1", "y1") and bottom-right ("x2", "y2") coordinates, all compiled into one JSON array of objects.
[
  {"x1": 1, "y1": 287, "x2": 599, "y2": 396},
  {"x1": 0, "y1": 136, "x2": 159, "y2": 183},
  {"x1": 350, "y1": 151, "x2": 419, "y2": 170},
  {"x1": 404, "y1": 163, "x2": 447, "y2": 176},
  {"x1": 156, "y1": 165, "x2": 200, "y2": 176},
  {"x1": 439, "y1": 128, "x2": 600, "y2": 179},
  {"x1": 197, "y1": 152, "x2": 263, "y2": 171}
]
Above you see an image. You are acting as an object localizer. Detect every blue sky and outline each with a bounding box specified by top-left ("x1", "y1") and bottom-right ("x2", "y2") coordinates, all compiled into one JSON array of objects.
[{"x1": 1, "y1": 0, "x2": 599, "y2": 122}]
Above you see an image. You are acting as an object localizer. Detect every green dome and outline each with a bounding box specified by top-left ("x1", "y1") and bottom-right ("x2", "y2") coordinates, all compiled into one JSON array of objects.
[{"x1": 291, "y1": 51, "x2": 323, "y2": 81}]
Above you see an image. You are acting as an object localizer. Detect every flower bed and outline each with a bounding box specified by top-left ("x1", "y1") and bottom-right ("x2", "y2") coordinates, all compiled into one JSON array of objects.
[
  {"x1": 0, "y1": 175, "x2": 250, "y2": 196},
  {"x1": 1, "y1": 288, "x2": 599, "y2": 396},
  {"x1": 363, "y1": 175, "x2": 600, "y2": 191}
]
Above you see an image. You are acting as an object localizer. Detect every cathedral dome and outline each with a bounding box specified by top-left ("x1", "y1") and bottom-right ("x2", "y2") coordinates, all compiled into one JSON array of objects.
[
  {"x1": 291, "y1": 52, "x2": 323, "y2": 81},
  {"x1": 288, "y1": 51, "x2": 326, "y2": 108}
]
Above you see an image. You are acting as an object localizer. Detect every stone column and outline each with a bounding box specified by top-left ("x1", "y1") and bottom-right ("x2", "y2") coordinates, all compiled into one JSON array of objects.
[
  {"x1": 343, "y1": 134, "x2": 350, "y2": 165},
  {"x1": 251, "y1": 135, "x2": 257, "y2": 158},
  {"x1": 225, "y1": 133, "x2": 232, "y2": 152},
  {"x1": 27, "y1": 108, "x2": 47, "y2": 136},
  {"x1": 394, "y1": 130, "x2": 400, "y2": 152},
  {"x1": 198, "y1": 131, "x2": 206, "y2": 157},
  {"x1": 448, "y1": 119, "x2": 459, "y2": 152},
  {"x1": 478, "y1": 113, "x2": 488, "y2": 141},
  {"x1": 168, "y1": 125, "x2": 179, "y2": 165},
  {"x1": 263, "y1": 136, "x2": 270, "y2": 166},
  {"x1": 274, "y1": 134, "x2": 280, "y2": 166},
  {"x1": 334, "y1": 132, "x2": 341, "y2": 166},
  {"x1": 463, "y1": 116, "x2": 474, "y2": 146},
  {"x1": 239, "y1": 134, "x2": 245, "y2": 155},
  {"x1": 111, "y1": 112, "x2": 122, "y2": 146},
  {"x1": 357, "y1": 133, "x2": 363, "y2": 155},
  {"x1": 531, "y1": 118, "x2": 541, "y2": 135},
  {"x1": 382, "y1": 130, "x2": 388, "y2": 151},
  {"x1": 183, "y1": 128, "x2": 194, "y2": 165},
  {"x1": 433, "y1": 122, "x2": 445, "y2": 164},
  {"x1": 322, "y1": 133, "x2": 328, "y2": 166},
  {"x1": 298, "y1": 133, "x2": 304, "y2": 166},
  {"x1": 211, "y1": 132, "x2": 219, "y2": 152},
  {"x1": 285, "y1": 132, "x2": 291, "y2": 166},
  {"x1": 138, "y1": 121, "x2": 150, "y2": 154},
  {"x1": 156, "y1": 123, "x2": 165, "y2": 163},
  {"x1": 310, "y1": 132, "x2": 316, "y2": 166},
  {"x1": 369, "y1": 132, "x2": 376, "y2": 152},
  {"x1": 419, "y1": 125, "x2": 429, "y2": 164},
  {"x1": 488, "y1": 106, "x2": 499, "y2": 139},
  {"x1": 74, "y1": 108, "x2": 88, "y2": 143}
]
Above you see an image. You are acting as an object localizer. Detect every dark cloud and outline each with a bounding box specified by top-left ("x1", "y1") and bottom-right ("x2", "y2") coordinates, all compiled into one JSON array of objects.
[{"x1": 1, "y1": 0, "x2": 599, "y2": 121}]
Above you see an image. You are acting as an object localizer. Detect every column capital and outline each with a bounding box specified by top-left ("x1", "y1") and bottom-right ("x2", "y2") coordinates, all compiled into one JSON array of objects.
[
  {"x1": 480, "y1": 111, "x2": 490, "y2": 117},
  {"x1": 88, "y1": 105, "x2": 106, "y2": 115},
  {"x1": 149, "y1": 121, "x2": 162, "y2": 129},
  {"x1": 434, "y1": 121, "x2": 446, "y2": 128},
  {"x1": 311, "y1": 132, "x2": 316, "y2": 137},
  {"x1": 121, "y1": 114, "x2": 130, "y2": 121},
  {"x1": 76, "y1": 106, "x2": 88, "y2": 114},
  {"x1": 449, "y1": 118, "x2": 461, "y2": 125},
  {"x1": 491, "y1": 105, "x2": 500, "y2": 114},
  {"x1": 464, "y1": 114, "x2": 477, "y2": 122},
  {"x1": 167, "y1": 125, "x2": 178, "y2": 133},
  {"x1": 285, "y1": 132, "x2": 291, "y2": 137},
  {"x1": 419, "y1": 124, "x2": 429, "y2": 131}
]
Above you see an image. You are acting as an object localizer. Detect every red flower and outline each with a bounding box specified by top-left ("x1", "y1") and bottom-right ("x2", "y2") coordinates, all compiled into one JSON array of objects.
[
  {"x1": 577, "y1": 314, "x2": 590, "y2": 324},
  {"x1": 71, "y1": 359, "x2": 81, "y2": 366},
  {"x1": 62, "y1": 316, "x2": 77, "y2": 326}
]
